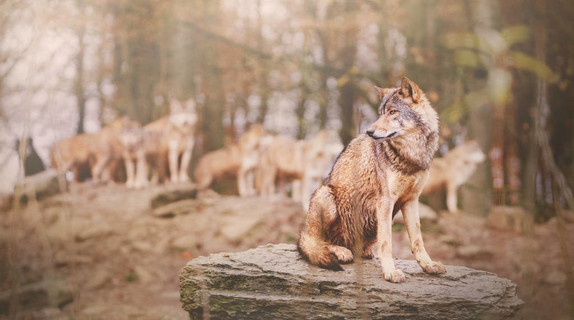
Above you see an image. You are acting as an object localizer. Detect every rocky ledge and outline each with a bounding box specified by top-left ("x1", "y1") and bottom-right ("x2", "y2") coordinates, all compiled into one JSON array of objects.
[{"x1": 180, "y1": 243, "x2": 522, "y2": 320}]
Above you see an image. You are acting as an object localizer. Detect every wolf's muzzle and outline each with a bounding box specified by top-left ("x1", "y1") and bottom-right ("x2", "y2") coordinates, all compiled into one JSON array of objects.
[{"x1": 366, "y1": 130, "x2": 397, "y2": 140}]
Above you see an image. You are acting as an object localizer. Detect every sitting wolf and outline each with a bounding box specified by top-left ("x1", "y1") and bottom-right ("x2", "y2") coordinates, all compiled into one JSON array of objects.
[{"x1": 298, "y1": 77, "x2": 445, "y2": 283}]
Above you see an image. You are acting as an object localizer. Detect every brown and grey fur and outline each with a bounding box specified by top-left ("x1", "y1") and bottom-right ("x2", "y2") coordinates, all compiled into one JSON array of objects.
[
  {"x1": 422, "y1": 140, "x2": 485, "y2": 213},
  {"x1": 297, "y1": 77, "x2": 446, "y2": 283},
  {"x1": 143, "y1": 98, "x2": 197, "y2": 184},
  {"x1": 50, "y1": 117, "x2": 132, "y2": 183},
  {"x1": 117, "y1": 118, "x2": 148, "y2": 189},
  {"x1": 194, "y1": 124, "x2": 268, "y2": 196},
  {"x1": 258, "y1": 130, "x2": 343, "y2": 208}
]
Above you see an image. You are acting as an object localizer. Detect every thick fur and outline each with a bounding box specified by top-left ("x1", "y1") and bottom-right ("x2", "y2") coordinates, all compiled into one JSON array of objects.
[
  {"x1": 117, "y1": 118, "x2": 147, "y2": 189},
  {"x1": 143, "y1": 99, "x2": 197, "y2": 184},
  {"x1": 298, "y1": 77, "x2": 446, "y2": 283},
  {"x1": 194, "y1": 125, "x2": 268, "y2": 196},
  {"x1": 258, "y1": 130, "x2": 343, "y2": 208},
  {"x1": 422, "y1": 140, "x2": 485, "y2": 213},
  {"x1": 50, "y1": 117, "x2": 130, "y2": 183}
]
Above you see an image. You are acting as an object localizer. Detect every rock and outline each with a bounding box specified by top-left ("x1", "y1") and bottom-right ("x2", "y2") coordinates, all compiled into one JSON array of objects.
[
  {"x1": 85, "y1": 269, "x2": 111, "y2": 290},
  {"x1": 545, "y1": 270, "x2": 566, "y2": 285},
  {"x1": 563, "y1": 211, "x2": 574, "y2": 223},
  {"x1": 151, "y1": 199, "x2": 199, "y2": 218},
  {"x1": 151, "y1": 185, "x2": 197, "y2": 209},
  {"x1": 394, "y1": 203, "x2": 438, "y2": 224},
  {"x1": 133, "y1": 266, "x2": 154, "y2": 284},
  {"x1": 75, "y1": 225, "x2": 114, "y2": 241},
  {"x1": 220, "y1": 214, "x2": 264, "y2": 242},
  {"x1": 456, "y1": 245, "x2": 493, "y2": 259},
  {"x1": 13, "y1": 169, "x2": 68, "y2": 203},
  {"x1": 172, "y1": 235, "x2": 197, "y2": 251},
  {"x1": 0, "y1": 279, "x2": 73, "y2": 315},
  {"x1": 54, "y1": 252, "x2": 93, "y2": 266},
  {"x1": 487, "y1": 206, "x2": 534, "y2": 234},
  {"x1": 180, "y1": 244, "x2": 523, "y2": 320}
]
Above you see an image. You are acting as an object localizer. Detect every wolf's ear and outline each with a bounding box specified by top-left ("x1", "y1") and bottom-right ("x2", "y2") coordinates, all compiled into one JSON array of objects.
[
  {"x1": 400, "y1": 77, "x2": 422, "y2": 103},
  {"x1": 374, "y1": 86, "x2": 389, "y2": 98},
  {"x1": 184, "y1": 98, "x2": 196, "y2": 111},
  {"x1": 169, "y1": 98, "x2": 183, "y2": 112}
]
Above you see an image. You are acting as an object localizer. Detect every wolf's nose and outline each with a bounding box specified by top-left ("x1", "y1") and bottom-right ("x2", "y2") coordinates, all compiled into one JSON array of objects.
[{"x1": 366, "y1": 129, "x2": 374, "y2": 137}]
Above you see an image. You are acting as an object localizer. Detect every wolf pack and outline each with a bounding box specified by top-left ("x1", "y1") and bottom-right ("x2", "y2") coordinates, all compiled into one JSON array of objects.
[
  {"x1": 49, "y1": 77, "x2": 487, "y2": 282},
  {"x1": 49, "y1": 98, "x2": 346, "y2": 208},
  {"x1": 49, "y1": 84, "x2": 485, "y2": 214}
]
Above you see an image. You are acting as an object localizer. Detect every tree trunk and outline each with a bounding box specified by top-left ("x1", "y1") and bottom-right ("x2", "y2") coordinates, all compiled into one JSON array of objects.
[
  {"x1": 337, "y1": 2, "x2": 359, "y2": 145},
  {"x1": 460, "y1": 0, "x2": 496, "y2": 216},
  {"x1": 200, "y1": 0, "x2": 225, "y2": 152},
  {"x1": 75, "y1": 0, "x2": 86, "y2": 134}
]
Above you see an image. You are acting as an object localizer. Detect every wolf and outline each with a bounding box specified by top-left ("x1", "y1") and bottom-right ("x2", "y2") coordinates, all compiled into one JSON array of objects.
[
  {"x1": 258, "y1": 130, "x2": 343, "y2": 208},
  {"x1": 117, "y1": 118, "x2": 148, "y2": 189},
  {"x1": 422, "y1": 140, "x2": 485, "y2": 213},
  {"x1": 143, "y1": 98, "x2": 197, "y2": 184},
  {"x1": 297, "y1": 77, "x2": 445, "y2": 283},
  {"x1": 194, "y1": 124, "x2": 268, "y2": 196},
  {"x1": 50, "y1": 117, "x2": 129, "y2": 183}
]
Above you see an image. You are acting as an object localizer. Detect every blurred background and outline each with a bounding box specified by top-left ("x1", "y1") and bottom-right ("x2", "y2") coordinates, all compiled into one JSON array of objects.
[{"x1": 1, "y1": 0, "x2": 573, "y2": 319}]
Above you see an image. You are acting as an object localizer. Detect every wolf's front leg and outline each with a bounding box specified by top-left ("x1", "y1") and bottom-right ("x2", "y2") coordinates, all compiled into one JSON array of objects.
[
  {"x1": 402, "y1": 199, "x2": 446, "y2": 275},
  {"x1": 123, "y1": 152, "x2": 135, "y2": 188},
  {"x1": 168, "y1": 140, "x2": 179, "y2": 183},
  {"x1": 178, "y1": 139, "x2": 193, "y2": 183},
  {"x1": 134, "y1": 149, "x2": 149, "y2": 189},
  {"x1": 376, "y1": 199, "x2": 405, "y2": 283},
  {"x1": 446, "y1": 183, "x2": 459, "y2": 213}
]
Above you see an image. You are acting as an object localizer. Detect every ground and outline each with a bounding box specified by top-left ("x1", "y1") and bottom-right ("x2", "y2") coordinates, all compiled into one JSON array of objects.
[{"x1": 0, "y1": 183, "x2": 572, "y2": 319}]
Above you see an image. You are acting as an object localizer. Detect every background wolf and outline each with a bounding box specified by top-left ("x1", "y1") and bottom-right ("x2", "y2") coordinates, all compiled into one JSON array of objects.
[
  {"x1": 298, "y1": 77, "x2": 445, "y2": 283},
  {"x1": 142, "y1": 99, "x2": 197, "y2": 184},
  {"x1": 194, "y1": 124, "x2": 268, "y2": 196},
  {"x1": 423, "y1": 140, "x2": 486, "y2": 213}
]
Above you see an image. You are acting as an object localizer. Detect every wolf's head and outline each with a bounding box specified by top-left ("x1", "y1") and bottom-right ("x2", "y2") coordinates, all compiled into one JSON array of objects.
[
  {"x1": 367, "y1": 77, "x2": 438, "y2": 142},
  {"x1": 460, "y1": 140, "x2": 486, "y2": 164},
  {"x1": 239, "y1": 124, "x2": 268, "y2": 151},
  {"x1": 118, "y1": 119, "x2": 143, "y2": 148},
  {"x1": 169, "y1": 98, "x2": 198, "y2": 128}
]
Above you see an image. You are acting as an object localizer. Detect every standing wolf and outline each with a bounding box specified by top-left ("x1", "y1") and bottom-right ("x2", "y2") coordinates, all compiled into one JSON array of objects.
[
  {"x1": 422, "y1": 140, "x2": 486, "y2": 213},
  {"x1": 143, "y1": 98, "x2": 197, "y2": 184},
  {"x1": 298, "y1": 77, "x2": 445, "y2": 283}
]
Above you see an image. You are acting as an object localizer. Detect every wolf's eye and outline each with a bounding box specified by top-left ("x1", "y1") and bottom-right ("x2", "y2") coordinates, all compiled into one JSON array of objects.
[{"x1": 388, "y1": 109, "x2": 397, "y2": 116}]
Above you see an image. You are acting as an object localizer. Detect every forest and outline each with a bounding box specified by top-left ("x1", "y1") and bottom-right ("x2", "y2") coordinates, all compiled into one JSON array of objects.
[
  {"x1": 1, "y1": 0, "x2": 573, "y2": 220},
  {"x1": 1, "y1": 0, "x2": 574, "y2": 319}
]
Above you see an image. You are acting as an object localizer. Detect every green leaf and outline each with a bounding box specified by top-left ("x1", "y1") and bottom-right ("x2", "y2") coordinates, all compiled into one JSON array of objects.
[
  {"x1": 500, "y1": 25, "x2": 531, "y2": 46},
  {"x1": 454, "y1": 50, "x2": 482, "y2": 68},
  {"x1": 507, "y1": 51, "x2": 558, "y2": 83},
  {"x1": 442, "y1": 33, "x2": 491, "y2": 54}
]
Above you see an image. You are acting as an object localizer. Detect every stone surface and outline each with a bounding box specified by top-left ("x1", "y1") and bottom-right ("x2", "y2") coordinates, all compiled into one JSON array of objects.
[
  {"x1": 180, "y1": 244, "x2": 523, "y2": 320},
  {"x1": 487, "y1": 205, "x2": 534, "y2": 234},
  {"x1": 12, "y1": 169, "x2": 68, "y2": 204},
  {"x1": 151, "y1": 199, "x2": 199, "y2": 218},
  {"x1": 150, "y1": 184, "x2": 197, "y2": 209},
  {"x1": 0, "y1": 279, "x2": 73, "y2": 315}
]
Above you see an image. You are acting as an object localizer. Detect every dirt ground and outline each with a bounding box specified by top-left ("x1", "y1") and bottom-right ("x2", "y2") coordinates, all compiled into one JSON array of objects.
[{"x1": 1, "y1": 183, "x2": 573, "y2": 319}]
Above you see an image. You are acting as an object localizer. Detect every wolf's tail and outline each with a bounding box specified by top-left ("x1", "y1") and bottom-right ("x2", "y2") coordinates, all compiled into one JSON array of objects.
[{"x1": 297, "y1": 231, "x2": 343, "y2": 271}]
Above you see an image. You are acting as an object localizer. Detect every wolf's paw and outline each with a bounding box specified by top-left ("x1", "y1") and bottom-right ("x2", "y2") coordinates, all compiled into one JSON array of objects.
[
  {"x1": 330, "y1": 246, "x2": 354, "y2": 264},
  {"x1": 421, "y1": 261, "x2": 446, "y2": 275},
  {"x1": 362, "y1": 247, "x2": 374, "y2": 259},
  {"x1": 383, "y1": 269, "x2": 406, "y2": 283}
]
